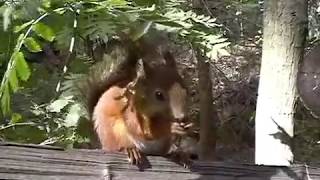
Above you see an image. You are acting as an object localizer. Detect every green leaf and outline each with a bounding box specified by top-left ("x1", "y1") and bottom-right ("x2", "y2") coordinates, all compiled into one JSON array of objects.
[
  {"x1": 24, "y1": 37, "x2": 42, "y2": 52},
  {"x1": 32, "y1": 22, "x2": 55, "y2": 42},
  {"x1": 14, "y1": 20, "x2": 34, "y2": 33},
  {"x1": 15, "y1": 52, "x2": 31, "y2": 81},
  {"x1": 47, "y1": 97, "x2": 72, "y2": 113},
  {"x1": 65, "y1": 103, "x2": 82, "y2": 127},
  {"x1": 8, "y1": 68, "x2": 19, "y2": 92},
  {"x1": 42, "y1": 0, "x2": 51, "y2": 8},
  {"x1": 11, "y1": 113, "x2": 23, "y2": 123},
  {"x1": 1, "y1": 83, "x2": 11, "y2": 115},
  {"x1": 47, "y1": 99, "x2": 69, "y2": 113},
  {"x1": 14, "y1": 34, "x2": 25, "y2": 51}
]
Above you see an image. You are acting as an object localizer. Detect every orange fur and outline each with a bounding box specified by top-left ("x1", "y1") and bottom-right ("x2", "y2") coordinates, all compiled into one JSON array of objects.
[
  {"x1": 93, "y1": 86, "x2": 135, "y2": 151},
  {"x1": 93, "y1": 85, "x2": 173, "y2": 153}
]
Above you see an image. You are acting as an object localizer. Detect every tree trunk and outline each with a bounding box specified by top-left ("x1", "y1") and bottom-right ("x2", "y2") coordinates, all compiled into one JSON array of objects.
[
  {"x1": 196, "y1": 48, "x2": 217, "y2": 161},
  {"x1": 255, "y1": 0, "x2": 307, "y2": 166}
]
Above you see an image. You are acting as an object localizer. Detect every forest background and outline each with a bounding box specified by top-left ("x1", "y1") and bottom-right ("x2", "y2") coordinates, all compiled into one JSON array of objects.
[{"x1": 0, "y1": 0, "x2": 319, "y2": 164}]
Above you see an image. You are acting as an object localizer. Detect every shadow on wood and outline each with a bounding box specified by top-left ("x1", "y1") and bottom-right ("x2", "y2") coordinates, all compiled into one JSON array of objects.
[{"x1": 0, "y1": 142, "x2": 319, "y2": 180}]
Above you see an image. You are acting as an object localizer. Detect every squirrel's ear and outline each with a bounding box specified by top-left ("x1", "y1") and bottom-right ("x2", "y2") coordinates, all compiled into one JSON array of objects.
[{"x1": 136, "y1": 58, "x2": 146, "y2": 79}]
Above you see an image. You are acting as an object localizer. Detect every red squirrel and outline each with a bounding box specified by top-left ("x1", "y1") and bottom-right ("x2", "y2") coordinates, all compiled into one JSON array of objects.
[{"x1": 86, "y1": 36, "x2": 193, "y2": 166}]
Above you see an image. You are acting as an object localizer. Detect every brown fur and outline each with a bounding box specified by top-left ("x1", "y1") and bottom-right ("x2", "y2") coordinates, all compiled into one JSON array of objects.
[{"x1": 90, "y1": 36, "x2": 187, "y2": 157}]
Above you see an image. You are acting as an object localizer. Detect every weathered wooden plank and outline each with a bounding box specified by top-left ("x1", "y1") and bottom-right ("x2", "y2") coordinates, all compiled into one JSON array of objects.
[{"x1": 0, "y1": 142, "x2": 319, "y2": 180}]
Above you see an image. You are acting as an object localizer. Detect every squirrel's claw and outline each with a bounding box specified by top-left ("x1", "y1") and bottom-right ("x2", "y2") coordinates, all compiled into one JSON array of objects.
[
  {"x1": 171, "y1": 122, "x2": 194, "y2": 136},
  {"x1": 167, "y1": 150, "x2": 193, "y2": 169},
  {"x1": 126, "y1": 147, "x2": 143, "y2": 165}
]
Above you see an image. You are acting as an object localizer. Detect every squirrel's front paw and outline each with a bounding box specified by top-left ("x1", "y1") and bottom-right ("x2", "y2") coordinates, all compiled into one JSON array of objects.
[
  {"x1": 168, "y1": 150, "x2": 193, "y2": 169},
  {"x1": 171, "y1": 122, "x2": 194, "y2": 135},
  {"x1": 126, "y1": 147, "x2": 143, "y2": 165}
]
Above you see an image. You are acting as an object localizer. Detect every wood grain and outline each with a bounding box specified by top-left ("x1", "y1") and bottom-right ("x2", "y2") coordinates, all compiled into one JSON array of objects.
[{"x1": 0, "y1": 142, "x2": 319, "y2": 180}]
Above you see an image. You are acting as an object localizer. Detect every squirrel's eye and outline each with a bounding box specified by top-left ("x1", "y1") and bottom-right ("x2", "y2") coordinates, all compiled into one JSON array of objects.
[{"x1": 155, "y1": 90, "x2": 165, "y2": 101}]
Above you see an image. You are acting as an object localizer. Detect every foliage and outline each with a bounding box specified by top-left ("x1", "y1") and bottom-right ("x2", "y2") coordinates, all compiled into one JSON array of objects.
[
  {"x1": 308, "y1": 0, "x2": 320, "y2": 43},
  {"x1": 0, "y1": 0, "x2": 319, "y2": 164},
  {"x1": 0, "y1": 0, "x2": 228, "y2": 148}
]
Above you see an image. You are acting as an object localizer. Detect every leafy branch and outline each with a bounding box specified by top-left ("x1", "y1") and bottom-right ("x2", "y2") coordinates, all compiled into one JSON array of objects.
[
  {"x1": 0, "y1": 0, "x2": 230, "y2": 148},
  {"x1": 0, "y1": 122, "x2": 36, "y2": 131},
  {"x1": 0, "y1": 12, "x2": 49, "y2": 116}
]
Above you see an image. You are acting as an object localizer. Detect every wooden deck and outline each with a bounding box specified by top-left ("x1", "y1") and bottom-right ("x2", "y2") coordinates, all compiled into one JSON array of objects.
[{"x1": 0, "y1": 142, "x2": 319, "y2": 180}]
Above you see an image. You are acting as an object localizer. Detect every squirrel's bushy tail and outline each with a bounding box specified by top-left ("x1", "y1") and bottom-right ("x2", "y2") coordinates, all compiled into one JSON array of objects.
[{"x1": 77, "y1": 39, "x2": 140, "y2": 119}]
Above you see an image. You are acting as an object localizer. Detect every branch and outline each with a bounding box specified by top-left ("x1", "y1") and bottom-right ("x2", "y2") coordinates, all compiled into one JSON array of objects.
[{"x1": 0, "y1": 122, "x2": 36, "y2": 131}]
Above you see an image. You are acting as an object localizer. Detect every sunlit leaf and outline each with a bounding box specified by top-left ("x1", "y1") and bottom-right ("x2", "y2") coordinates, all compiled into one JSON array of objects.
[
  {"x1": 47, "y1": 98, "x2": 71, "y2": 113},
  {"x1": 32, "y1": 22, "x2": 55, "y2": 42},
  {"x1": 42, "y1": 0, "x2": 51, "y2": 8},
  {"x1": 24, "y1": 37, "x2": 42, "y2": 52},
  {"x1": 15, "y1": 52, "x2": 31, "y2": 81},
  {"x1": 1, "y1": 83, "x2": 11, "y2": 115},
  {"x1": 11, "y1": 113, "x2": 23, "y2": 123},
  {"x1": 14, "y1": 20, "x2": 34, "y2": 33},
  {"x1": 65, "y1": 103, "x2": 82, "y2": 127},
  {"x1": 14, "y1": 34, "x2": 25, "y2": 51},
  {"x1": 8, "y1": 68, "x2": 19, "y2": 92}
]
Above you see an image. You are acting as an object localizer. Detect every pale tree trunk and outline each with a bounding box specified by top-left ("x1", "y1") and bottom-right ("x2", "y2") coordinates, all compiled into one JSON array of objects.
[
  {"x1": 255, "y1": 0, "x2": 307, "y2": 166},
  {"x1": 196, "y1": 48, "x2": 217, "y2": 161}
]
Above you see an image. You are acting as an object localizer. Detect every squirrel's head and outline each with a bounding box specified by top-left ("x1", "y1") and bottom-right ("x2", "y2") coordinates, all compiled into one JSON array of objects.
[{"x1": 131, "y1": 50, "x2": 187, "y2": 139}]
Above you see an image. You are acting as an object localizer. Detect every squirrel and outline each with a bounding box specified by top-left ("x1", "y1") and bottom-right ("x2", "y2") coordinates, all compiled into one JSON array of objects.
[{"x1": 83, "y1": 34, "x2": 195, "y2": 167}]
